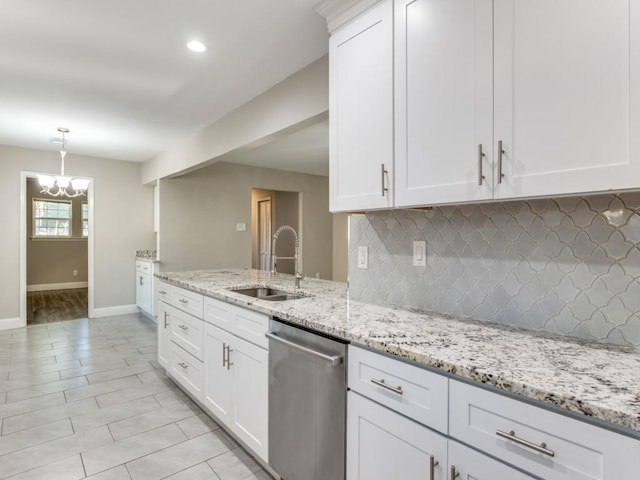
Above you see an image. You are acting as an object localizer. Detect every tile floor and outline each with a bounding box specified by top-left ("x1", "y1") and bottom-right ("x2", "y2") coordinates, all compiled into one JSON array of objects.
[{"x1": 0, "y1": 313, "x2": 272, "y2": 480}]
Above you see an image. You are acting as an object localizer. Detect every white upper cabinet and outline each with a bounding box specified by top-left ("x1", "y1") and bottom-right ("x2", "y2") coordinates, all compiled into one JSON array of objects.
[
  {"x1": 395, "y1": 0, "x2": 494, "y2": 207},
  {"x1": 326, "y1": 0, "x2": 640, "y2": 209},
  {"x1": 493, "y1": 0, "x2": 640, "y2": 199},
  {"x1": 330, "y1": 0, "x2": 394, "y2": 212}
]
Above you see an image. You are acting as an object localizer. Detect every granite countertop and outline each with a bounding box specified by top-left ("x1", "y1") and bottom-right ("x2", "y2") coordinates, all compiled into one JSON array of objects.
[
  {"x1": 156, "y1": 268, "x2": 640, "y2": 435},
  {"x1": 135, "y1": 250, "x2": 158, "y2": 263}
]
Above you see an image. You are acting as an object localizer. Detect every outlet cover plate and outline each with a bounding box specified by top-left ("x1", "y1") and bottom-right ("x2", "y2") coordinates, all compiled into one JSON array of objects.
[{"x1": 357, "y1": 246, "x2": 368, "y2": 269}]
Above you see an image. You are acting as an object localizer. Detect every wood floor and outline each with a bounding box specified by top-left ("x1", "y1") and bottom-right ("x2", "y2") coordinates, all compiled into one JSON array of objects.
[
  {"x1": 0, "y1": 313, "x2": 271, "y2": 479},
  {"x1": 27, "y1": 289, "x2": 88, "y2": 325}
]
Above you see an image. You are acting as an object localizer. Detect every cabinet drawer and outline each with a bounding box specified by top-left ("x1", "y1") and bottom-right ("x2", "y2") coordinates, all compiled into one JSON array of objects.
[
  {"x1": 233, "y1": 306, "x2": 269, "y2": 349},
  {"x1": 170, "y1": 285, "x2": 203, "y2": 318},
  {"x1": 204, "y1": 296, "x2": 233, "y2": 332},
  {"x1": 156, "y1": 282, "x2": 170, "y2": 304},
  {"x1": 169, "y1": 342, "x2": 203, "y2": 402},
  {"x1": 169, "y1": 308, "x2": 204, "y2": 360},
  {"x1": 348, "y1": 346, "x2": 448, "y2": 433},
  {"x1": 136, "y1": 260, "x2": 151, "y2": 274},
  {"x1": 449, "y1": 380, "x2": 640, "y2": 480}
]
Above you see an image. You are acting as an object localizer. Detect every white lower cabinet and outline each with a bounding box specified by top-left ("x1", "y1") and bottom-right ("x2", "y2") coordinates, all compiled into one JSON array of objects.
[
  {"x1": 169, "y1": 341, "x2": 203, "y2": 402},
  {"x1": 203, "y1": 309, "x2": 269, "y2": 462},
  {"x1": 203, "y1": 323, "x2": 234, "y2": 425},
  {"x1": 448, "y1": 440, "x2": 533, "y2": 479},
  {"x1": 156, "y1": 301, "x2": 171, "y2": 369},
  {"x1": 347, "y1": 391, "x2": 447, "y2": 480}
]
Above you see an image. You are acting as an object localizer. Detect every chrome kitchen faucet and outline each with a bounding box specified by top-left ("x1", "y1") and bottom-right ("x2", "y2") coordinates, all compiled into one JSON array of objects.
[{"x1": 271, "y1": 225, "x2": 304, "y2": 289}]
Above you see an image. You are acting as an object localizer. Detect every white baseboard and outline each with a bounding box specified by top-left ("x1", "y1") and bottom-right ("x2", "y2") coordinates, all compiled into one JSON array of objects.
[
  {"x1": 91, "y1": 304, "x2": 139, "y2": 318},
  {"x1": 27, "y1": 282, "x2": 89, "y2": 292},
  {"x1": 0, "y1": 317, "x2": 25, "y2": 330}
]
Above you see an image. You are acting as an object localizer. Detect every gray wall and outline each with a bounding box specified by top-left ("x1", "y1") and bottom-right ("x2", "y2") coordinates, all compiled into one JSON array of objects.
[
  {"x1": 349, "y1": 193, "x2": 640, "y2": 349},
  {"x1": 159, "y1": 162, "x2": 333, "y2": 279},
  {"x1": 26, "y1": 178, "x2": 88, "y2": 286},
  {"x1": 0, "y1": 144, "x2": 155, "y2": 321}
]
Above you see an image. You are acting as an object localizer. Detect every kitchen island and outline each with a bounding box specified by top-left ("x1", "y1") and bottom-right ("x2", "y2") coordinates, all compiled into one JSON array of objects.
[{"x1": 156, "y1": 268, "x2": 640, "y2": 436}]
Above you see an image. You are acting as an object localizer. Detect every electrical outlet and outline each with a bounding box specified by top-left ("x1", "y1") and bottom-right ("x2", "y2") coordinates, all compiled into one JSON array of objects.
[
  {"x1": 73, "y1": 270, "x2": 78, "y2": 277},
  {"x1": 236, "y1": 223, "x2": 246, "y2": 232},
  {"x1": 357, "y1": 246, "x2": 368, "y2": 269},
  {"x1": 413, "y1": 241, "x2": 426, "y2": 266}
]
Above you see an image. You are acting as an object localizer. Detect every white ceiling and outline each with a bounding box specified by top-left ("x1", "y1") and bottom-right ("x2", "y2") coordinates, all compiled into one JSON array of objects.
[
  {"x1": 218, "y1": 120, "x2": 329, "y2": 176},
  {"x1": 0, "y1": 0, "x2": 329, "y2": 162}
]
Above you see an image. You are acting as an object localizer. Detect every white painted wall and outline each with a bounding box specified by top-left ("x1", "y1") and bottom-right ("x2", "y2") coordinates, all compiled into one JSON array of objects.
[
  {"x1": 0, "y1": 144, "x2": 155, "y2": 325},
  {"x1": 159, "y1": 162, "x2": 333, "y2": 280}
]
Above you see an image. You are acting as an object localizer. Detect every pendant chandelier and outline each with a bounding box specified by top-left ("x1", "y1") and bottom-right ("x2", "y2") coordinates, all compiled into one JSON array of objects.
[{"x1": 37, "y1": 127, "x2": 90, "y2": 198}]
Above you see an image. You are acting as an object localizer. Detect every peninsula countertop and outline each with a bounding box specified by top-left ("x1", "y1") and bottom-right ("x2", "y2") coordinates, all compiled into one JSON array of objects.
[{"x1": 155, "y1": 268, "x2": 640, "y2": 435}]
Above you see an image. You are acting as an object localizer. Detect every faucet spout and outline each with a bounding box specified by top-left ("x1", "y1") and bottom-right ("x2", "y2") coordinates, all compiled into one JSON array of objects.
[{"x1": 271, "y1": 225, "x2": 304, "y2": 289}]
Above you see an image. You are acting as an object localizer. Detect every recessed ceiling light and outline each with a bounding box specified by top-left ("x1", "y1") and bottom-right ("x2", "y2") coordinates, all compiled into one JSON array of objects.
[{"x1": 187, "y1": 40, "x2": 206, "y2": 53}]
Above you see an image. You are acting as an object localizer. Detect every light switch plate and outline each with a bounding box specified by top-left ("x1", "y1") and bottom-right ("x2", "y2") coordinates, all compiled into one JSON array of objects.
[
  {"x1": 357, "y1": 246, "x2": 368, "y2": 269},
  {"x1": 236, "y1": 223, "x2": 246, "y2": 232},
  {"x1": 413, "y1": 241, "x2": 426, "y2": 266}
]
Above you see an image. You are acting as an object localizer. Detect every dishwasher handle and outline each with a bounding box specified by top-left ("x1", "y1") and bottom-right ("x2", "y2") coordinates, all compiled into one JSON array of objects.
[{"x1": 266, "y1": 331, "x2": 343, "y2": 367}]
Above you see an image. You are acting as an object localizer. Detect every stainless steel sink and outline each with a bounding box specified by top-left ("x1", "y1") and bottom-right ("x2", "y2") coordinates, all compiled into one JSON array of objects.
[{"x1": 229, "y1": 287, "x2": 308, "y2": 301}]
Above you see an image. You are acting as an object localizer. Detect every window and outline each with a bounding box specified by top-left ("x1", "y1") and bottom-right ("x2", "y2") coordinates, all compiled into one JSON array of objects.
[
  {"x1": 33, "y1": 199, "x2": 72, "y2": 237},
  {"x1": 82, "y1": 202, "x2": 89, "y2": 237}
]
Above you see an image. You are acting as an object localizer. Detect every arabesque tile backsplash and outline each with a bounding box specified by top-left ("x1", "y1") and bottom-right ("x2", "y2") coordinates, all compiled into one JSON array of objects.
[{"x1": 348, "y1": 193, "x2": 640, "y2": 348}]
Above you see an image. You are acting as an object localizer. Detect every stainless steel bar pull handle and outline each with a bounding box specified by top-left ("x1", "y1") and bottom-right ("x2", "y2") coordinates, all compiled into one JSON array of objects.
[
  {"x1": 159, "y1": 290, "x2": 167, "y2": 295},
  {"x1": 178, "y1": 298, "x2": 188, "y2": 304},
  {"x1": 429, "y1": 455, "x2": 438, "y2": 480},
  {"x1": 178, "y1": 362, "x2": 188, "y2": 369},
  {"x1": 222, "y1": 342, "x2": 227, "y2": 367},
  {"x1": 381, "y1": 163, "x2": 389, "y2": 197},
  {"x1": 478, "y1": 144, "x2": 485, "y2": 186},
  {"x1": 450, "y1": 466, "x2": 459, "y2": 479},
  {"x1": 225, "y1": 345, "x2": 233, "y2": 370},
  {"x1": 139, "y1": 276, "x2": 143, "y2": 286},
  {"x1": 496, "y1": 429, "x2": 555, "y2": 457},
  {"x1": 163, "y1": 312, "x2": 169, "y2": 328},
  {"x1": 497, "y1": 140, "x2": 505, "y2": 184},
  {"x1": 371, "y1": 378, "x2": 403, "y2": 395},
  {"x1": 265, "y1": 332, "x2": 343, "y2": 366},
  {"x1": 178, "y1": 324, "x2": 188, "y2": 331}
]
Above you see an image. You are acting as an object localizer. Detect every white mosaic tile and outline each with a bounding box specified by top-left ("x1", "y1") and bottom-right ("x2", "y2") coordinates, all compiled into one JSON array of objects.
[{"x1": 348, "y1": 193, "x2": 640, "y2": 348}]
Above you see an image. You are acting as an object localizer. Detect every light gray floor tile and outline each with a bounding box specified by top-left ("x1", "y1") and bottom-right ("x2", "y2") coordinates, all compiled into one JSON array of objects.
[
  {"x1": 59, "y1": 359, "x2": 129, "y2": 380},
  {"x1": 244, "y1": 471, "x2": 273, "y2": 480},
  {"x1": 72, "y1": 396, "x2": 161, "y2": 432},
  {"x1": 2, "y1": 397, "x2": 98, "y2": 435},
  {"x1": 6, "y1": 360, "x2": 82, "y2": 380},
  {"x1": 6, "y1": 376, "x2": 88, "y2": 403},
  {"x1": 0, "y1": 372, "x2": 61, "y2": 393},
  {"x1": 5, "y1": 454, "x2": 85, "y2": 480},
  {"x1": 64, "y1": 376, "x2": 142, "y2": 403},
  {"x1": 0, "y1": 419, "x2": 73, "y2": 456},
  {"x1": 176, "y1": 412, "x2": 220, "y2": 439},
  {"x1": 96, "y1": 379, "x2": 176, "y2": 408},
  {"x1": 108, "y1": 403, "x2": 196, "y2": 441},
  {"x1": 153, "y1": 389, "x2": 198, "y2": 410},
  {"x1": 207, "y1": 448, "x2": 263, "y2": 480},
  {"x1": 0, "y1": 425, "x2": 113, "y2": 479},
  {"x1": 136, "y1": 370, "x2": 166, "y2": 384},
  {"x1": 85, "y1": 465, "x2": 132, "y2": 480},
  {"x1": 0, "y1": 392, "x2": 66, "y2": 420},
  {"x1": 162, "y1": 462, "x2": 220, "y2": 480},
  {"x1": 81, "y1": 424, "x2": 187, "y2": 477},
  {"x1": 126, "y1": 430, "x2": 234, "y2": 480},
  {"x1": 87, "y1": 364, "x2": 155, "y2": 385}
]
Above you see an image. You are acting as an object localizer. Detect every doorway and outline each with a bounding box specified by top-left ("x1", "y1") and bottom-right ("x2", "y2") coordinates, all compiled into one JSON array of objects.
[
  {"x1": 20, "y1": 172, "x2": 94, "y2": 326},
  {"x1": 251, "y1": 188, "x2": 300, "y2": 275}
]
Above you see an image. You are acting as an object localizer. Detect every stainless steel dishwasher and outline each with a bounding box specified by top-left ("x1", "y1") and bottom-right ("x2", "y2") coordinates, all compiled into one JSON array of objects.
[{"x1": 266, "y1": 318, "x2": 347, "y2": 480}]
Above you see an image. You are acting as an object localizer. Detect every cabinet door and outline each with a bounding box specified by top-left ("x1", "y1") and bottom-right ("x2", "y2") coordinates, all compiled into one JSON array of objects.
[
  {"x1": 395, "y1": 0, "x2": 493, "y2": 207},
  {"x1": 232, "y1": 336, "x2": 268, "y2": 462},
  {"x1": 330, "y1": 0, "x2": 394, "y2": 212},
  {"x1": 449, "y1": 440, "x2": 533, "y2": 479},
  {"x1": 347, "y1": 391, "x2": 447, "y2": 480},
  {"x1": 156, "y1": 301, "x2": 171, "y2": 369},
  {"x1": 494, "y1": 0, "x2": 640, "y2": 199},
  {"x1": 203, "y1": 323, "x2": 234, "y2": 426}
]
